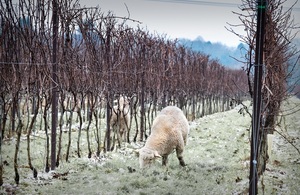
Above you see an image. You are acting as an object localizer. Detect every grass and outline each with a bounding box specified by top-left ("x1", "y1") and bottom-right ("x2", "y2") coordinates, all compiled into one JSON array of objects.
[{"x1": 1, "y1": 97, "x2": 300, "y2": 194}]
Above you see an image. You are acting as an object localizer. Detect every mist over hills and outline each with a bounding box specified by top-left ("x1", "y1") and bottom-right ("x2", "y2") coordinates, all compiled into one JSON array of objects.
[
  {"x1": 179, "y1": 36, "x2": 300, "y2": 72},
  {"x1": 178, "y1": 36, "x2": 247, "y2": 69}
]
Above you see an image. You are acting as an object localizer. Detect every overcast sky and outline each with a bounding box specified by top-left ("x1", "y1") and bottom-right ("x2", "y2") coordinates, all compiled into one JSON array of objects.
[
  {"x1": 80, "y1": 0, "x2": 300, "y2": 47},
  {"x1": 9, "y1": 0, "x2": 300, "y2": 46},
  {"x1": 81, "y1": 0, "x2": 299, "y2": 47}
]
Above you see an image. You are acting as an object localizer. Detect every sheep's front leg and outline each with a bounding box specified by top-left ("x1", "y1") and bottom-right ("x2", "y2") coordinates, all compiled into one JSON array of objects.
[
  {"x1": 162, "y1": 155, "x2": 168, "y2": 166},
  {"x1": 176, "y1": 148, "x2": 186, "y2": 167},
  {"x1": 111, "y1": 129, "x2": 116, "y2": 151}
]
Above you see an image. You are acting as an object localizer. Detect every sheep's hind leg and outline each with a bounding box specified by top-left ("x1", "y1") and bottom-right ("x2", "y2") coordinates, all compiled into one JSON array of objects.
[
  {"x1": 111, "y1": 125, "x2": 117, "y2": 151},
  {"x1": 116, "y1": 129, "x2": 122, "y2": 148},
  {"x1": 162, "y1": 155, "x2": 168, "y2": 166},
  {"x1": 176, "y1": 148, "x2": 186, "y2": 166},
  {"x1": 111, "y1": 132, "x2": 115, "y2": 151}
]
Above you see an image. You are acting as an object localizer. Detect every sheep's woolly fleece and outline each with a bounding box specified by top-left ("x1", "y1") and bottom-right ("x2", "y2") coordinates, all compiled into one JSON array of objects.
[{"x1": 139, "y1": 106, "x2": 189, "y2": 168}]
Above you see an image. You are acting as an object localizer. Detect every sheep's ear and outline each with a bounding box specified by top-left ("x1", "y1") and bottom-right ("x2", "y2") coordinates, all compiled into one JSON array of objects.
[{"x1": 154, "y1": 151, "x2": 161, "y2": 158}]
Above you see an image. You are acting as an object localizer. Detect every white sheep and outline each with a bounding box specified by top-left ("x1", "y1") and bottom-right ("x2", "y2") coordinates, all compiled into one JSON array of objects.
[
  {"x1": 110, "y1": 96, "x2": 131, "y2": 145},
  {"x1": 138, "y1": 106, "x2": 189, "y2": 168}
]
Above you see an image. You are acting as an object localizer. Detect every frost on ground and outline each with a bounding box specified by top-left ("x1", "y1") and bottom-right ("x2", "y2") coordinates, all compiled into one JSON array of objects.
[{"x1": 1, "y1": 97, "x2": 299, "y2": 195}]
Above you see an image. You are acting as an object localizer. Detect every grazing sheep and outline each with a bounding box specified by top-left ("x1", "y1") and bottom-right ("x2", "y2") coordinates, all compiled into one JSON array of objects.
[
  {"x1": 110, "y1": 96, "x2": 131, "y2": 146},
  {"x1": 138, "y1": 106, "x2": 189, "y2": 168}
]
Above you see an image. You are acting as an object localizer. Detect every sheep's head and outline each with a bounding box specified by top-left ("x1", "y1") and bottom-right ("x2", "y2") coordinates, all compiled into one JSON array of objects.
[
  {"x1": 119, "y1": 95, "x2": 130, "y2": 105},
  {"x1": 138, "y1": 147, "x2": 161, "y2": 168},
  {"x1": 113, "y1": 95, "x2": 130, "y2": 111}
]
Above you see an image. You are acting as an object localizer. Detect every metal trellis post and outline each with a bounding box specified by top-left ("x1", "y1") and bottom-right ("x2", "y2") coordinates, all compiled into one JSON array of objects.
[
  {"x1": 51, "y1": 0, "x2": 59, "y2": 170},
  {"x1": 249, "y1": 0, "x2": 267, "y2": 194}
]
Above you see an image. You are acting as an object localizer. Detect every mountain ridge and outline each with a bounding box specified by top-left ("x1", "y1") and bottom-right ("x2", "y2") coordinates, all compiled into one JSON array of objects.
[{"x1": 178, "y1": 36, "x2": 246, "y2": 69}]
